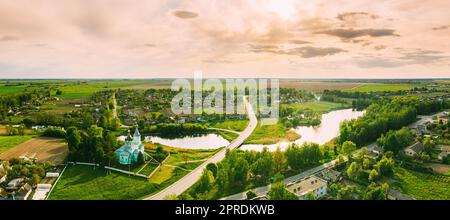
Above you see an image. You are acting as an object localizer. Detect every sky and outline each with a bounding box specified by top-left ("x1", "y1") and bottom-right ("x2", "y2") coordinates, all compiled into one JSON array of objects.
[{"x1": 0, "y1": 0, "x2": 449, "y2": 79}]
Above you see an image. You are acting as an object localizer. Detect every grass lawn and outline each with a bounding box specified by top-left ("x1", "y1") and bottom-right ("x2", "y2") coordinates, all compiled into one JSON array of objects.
[
  {"x1": 0, "y1": 135, "x2": 33, "y2": 154},
  {"x1": 146, "y1": 144, "x2": 220, "y2": 184},
  {"x1": 48, "y1": 164, "x2": 188, "y2": 200},
  {"x1": 244, "y1": 122, "x2": 300, "y2": 145},
  {"x1": 347, "y1": 83, "x2": 416, "y2": 92},
  {"x1": 295, "y1": 101, "x2": 350, "y2": 112},
  {"x1": 216, "y1": 130, "x2": 239, "y2": 142},
  {"x1": 207, "y1": 120, "x2": 249, "y2": 132},
  {"x1": 391, "y1": 167, "x2": 450, "y2": 200}
]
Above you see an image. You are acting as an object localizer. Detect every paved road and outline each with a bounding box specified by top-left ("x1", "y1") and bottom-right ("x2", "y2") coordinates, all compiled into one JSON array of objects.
[{"x1": 145, "y1": 96, "x2": 257, "y2": 200}]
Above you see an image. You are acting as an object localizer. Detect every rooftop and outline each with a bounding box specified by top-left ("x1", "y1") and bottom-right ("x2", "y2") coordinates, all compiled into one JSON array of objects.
[
  {"x1": 286, "y1": 176, "x2": 327, "y2": 197},
  {"x1": 406, "y1": 142, "x2": 424, "y2": 154}
]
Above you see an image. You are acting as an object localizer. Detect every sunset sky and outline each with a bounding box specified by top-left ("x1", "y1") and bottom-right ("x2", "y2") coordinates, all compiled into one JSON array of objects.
[{"x1": 0, "y1": 0, "x2": 449, "y2": 79}]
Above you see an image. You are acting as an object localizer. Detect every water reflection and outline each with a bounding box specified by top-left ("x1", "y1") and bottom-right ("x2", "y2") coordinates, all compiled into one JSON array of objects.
[
  {"x1": 145, "y1": 133, "x2": 230, "y2": 149},
  {"x1": 240, "y1": 109, "x2": 365, "y2": 151}
]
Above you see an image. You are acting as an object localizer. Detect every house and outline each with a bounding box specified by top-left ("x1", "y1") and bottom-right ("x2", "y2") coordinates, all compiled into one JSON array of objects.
[
  {"x1": 316, "y1": 169, "x2": 342, "y2": 183},
  {"x1": 31, "y1": 125, "x2": 46, "y2": 131},
  {"x1": 45, "y1": 172, "x2": 59, "y2": 178},
  {"x1": 15, "y1": 183, "x2": 32, "y2": 200},
  {"x1": 115, "y1": 128, "x2": 146, "y2": 165},
  {"x1": 404, "y1": 142, "x2": 424, "y2": 157},
  {"x1": 6, "y1": 178, "x2": 24, "y2": 189},
  {"x1": 286, "y1": 176, "x2": 327, "y2": 200},
  {"x1": 438, "y1": 151, "x2": 449, "y2": 160},
  {"x1": 369, "y1": 145, "x2": 384, "y2": 157}
]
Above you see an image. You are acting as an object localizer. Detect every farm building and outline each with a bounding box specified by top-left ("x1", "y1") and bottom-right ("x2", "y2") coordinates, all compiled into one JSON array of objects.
[
  {"x1": 404, "y1": 142, "x2": 424, "y2": 157},
  {"x1": 115, "y1": 128, "x2": 146, "y2": 165}
]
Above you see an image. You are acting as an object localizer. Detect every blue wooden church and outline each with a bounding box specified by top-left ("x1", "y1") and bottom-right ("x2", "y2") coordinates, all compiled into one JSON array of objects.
[{"x1": 115, "y1": 127, "x2": 146, "y2": 165}]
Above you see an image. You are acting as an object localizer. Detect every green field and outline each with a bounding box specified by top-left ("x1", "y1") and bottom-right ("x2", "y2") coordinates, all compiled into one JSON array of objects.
[
  {"x1": 244, "y1": 122, "x2": 300, "y2": 145},
  {"x1": 207, "y1": 120, "x2": 249, "y2": 132},
  {"x1": 391, "y1": 167, "x2": 450, "y2": 200},
  {"x1": 294, "y1": 101, "x2": 350, "y2": 112},
  {"x1": 0, "y1": 135, "x2": 33, "y2": 154},
  {"x1": 347, "y1": 83, "x2": 417, "y2": 92},
  {"x1": 48, "y1": 145, "x2": 221, "y2": 200},
  {"x1": 48, "y1": 164, "x2": 189, "y2": 200}
]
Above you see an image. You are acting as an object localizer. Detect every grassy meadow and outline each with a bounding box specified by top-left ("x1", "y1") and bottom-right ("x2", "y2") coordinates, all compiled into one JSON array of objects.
[{"x1": 0, "y1": 135, "x2": 33, "y2": 154}]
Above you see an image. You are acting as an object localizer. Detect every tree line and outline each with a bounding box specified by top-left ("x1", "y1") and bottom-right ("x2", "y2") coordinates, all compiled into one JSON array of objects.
[
  {"x1": 338, "y1": 97, "x2": 449, "y2": 147},
  {"x1": 181, "y1": 142, "x2": 330, "y2": 200}
]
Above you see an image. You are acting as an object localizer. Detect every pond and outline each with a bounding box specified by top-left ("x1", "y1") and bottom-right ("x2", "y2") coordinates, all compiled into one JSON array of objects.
[
  {"x1": 240, "y1": 108, "x2": 365, "y2": 151},
  {"x1": 144, "y1": 133, "x2": 230, "y2": 149}
]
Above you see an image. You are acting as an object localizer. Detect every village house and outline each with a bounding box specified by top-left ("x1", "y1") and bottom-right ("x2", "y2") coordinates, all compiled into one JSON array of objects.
[
  {"x1": 438, "y1": 151, "x2": 449, "y2": 161},
  {"x1": 286, "y1": 176, "x2": 328, "y2": 200},
  {"x1": 14, "y1": 183, "x2": 32, "y2": 200},
  {"x1": 404, "y1": 142, "x2": 424, "y2": 157},
  {"x1": 316, "y1": 169, "x2": 342, "y2": 184}
]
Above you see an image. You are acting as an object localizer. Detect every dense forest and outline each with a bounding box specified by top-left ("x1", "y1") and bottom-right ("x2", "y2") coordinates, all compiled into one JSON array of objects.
[{"x1": 338, "y1": 97, "x2": 449, "y2": 147}]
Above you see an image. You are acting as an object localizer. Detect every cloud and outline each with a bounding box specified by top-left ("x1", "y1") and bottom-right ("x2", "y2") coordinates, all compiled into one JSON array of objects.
[
  {"x1": 289, "y1": 40, "x2": 311, "y2": 44},
  {"x1": 316, "y1": 28, "x2": 399, "y2": 40},
  {"x1": 172, "y1": 10, "x2": 198, "y2": 19},
  {"x1": 0, "y1": 35, "x2": 19, "y2": 41},
  {"x1": 432, "y1": 25, "x2": 450, "y2": 31},
  {"x1": 286, "y1": 46, "x2": 347, "y2": 58},
  {"x1": 336, "y1": 12, "x2": 380, "y2": 21},
  {"x1": 374, "y1": 45, "x2": 386, "y2": 50},
  {"x1": 249, "y1": 44, "x2": 346, "y2": 58},
  {"x1": 355, "y1": 49, "x2": 449, "y2": 68},
  {"x1": 203, "y1": 58, "x2": 232, "y2": 64}
]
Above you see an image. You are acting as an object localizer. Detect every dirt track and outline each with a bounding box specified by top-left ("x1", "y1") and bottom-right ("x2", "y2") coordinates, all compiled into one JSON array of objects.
[{"x1": 0, "y1": 137, "x2": 68, "y2": 164}]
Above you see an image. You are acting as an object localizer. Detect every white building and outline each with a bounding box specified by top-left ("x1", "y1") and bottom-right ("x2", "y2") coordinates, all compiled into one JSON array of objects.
[{"x1": 286, "y1": 176, "x2": 328, "y2": 200}]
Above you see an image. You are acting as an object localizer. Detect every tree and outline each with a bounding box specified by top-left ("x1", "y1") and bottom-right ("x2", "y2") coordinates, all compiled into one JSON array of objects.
[
  {"x1": 206, "y1": 163, "x2": 218, "y2": 178},
  {"x1": 362, "y1": 158, "x2": 371, "y2": 170},
  {"x1": 363, "y1": 183, "x2": 389, "y2": 200},
  {"x1": 368, "y1": 169, "x2": 379, "y2": 182},
  {"x1": 423, "y1": 137, "x2": 435, "y2": 155},
  {"x1": 267, "y1": 181, "x2": 297, "y2": 200},
  {"x1": 342, "y1": 141, "x2": 357, "y2": 155},
  {"x1": 163, "y1": 194, "x2": 179, "y2": 200},
  {"x1": 246, "y1": 191, "x2": 257, "y2": 200},
  {"x1": 137, "y1": 152, "x2": 145, "y2": 165},
  {"x1": 376, "y1": 156, "x2": 394, "y2": 176},
  {"x1": 420, "y1": 152, "x2": 430, "y2": 162},
  {"x1": 250, "y1": 148, "x2": 274, "y2": 183},
  {"x1": 346, "y1": 162, "x2": 362, "y2": 181},
  {"x1": 66, "y1": 127, "x2": 81, "y2": 160},
  {"x1": 273, "y1": 147, "x2": 286, "y2": 174},
  {"x1": 197, "y1": 169, "x2": 215, "y2": 192}
]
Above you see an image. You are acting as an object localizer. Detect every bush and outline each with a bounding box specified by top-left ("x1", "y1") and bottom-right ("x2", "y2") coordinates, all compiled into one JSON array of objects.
[{"x1": 42, "y1": 127, "x2": 66, "y2": 138}]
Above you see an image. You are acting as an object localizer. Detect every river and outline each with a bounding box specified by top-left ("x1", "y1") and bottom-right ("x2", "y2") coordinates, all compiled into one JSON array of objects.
[
  {"x1": 144, "y1": 133, "x2": 230, "y2": 149},
  {"x1": 240, "y1": 108, "x2": 365, "y2": 151}
]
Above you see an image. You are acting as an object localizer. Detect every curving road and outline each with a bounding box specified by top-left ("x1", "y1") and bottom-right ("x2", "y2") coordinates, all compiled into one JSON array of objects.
[{"x1": 145, "y1": 96, "x2": 257, "y2": 200}]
